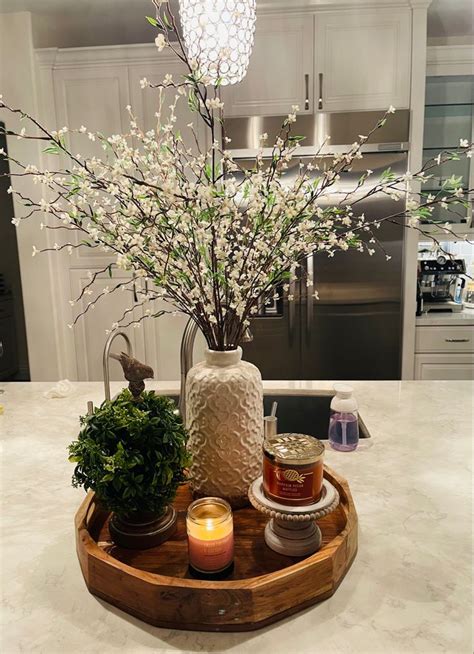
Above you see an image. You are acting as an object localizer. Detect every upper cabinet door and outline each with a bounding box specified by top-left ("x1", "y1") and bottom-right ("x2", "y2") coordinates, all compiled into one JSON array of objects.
[
  {"x1": 52, "y1": 64, "x2": 131, "y2": 268},
  {"x1": 128, "y1": 59, "x2": 209, "y2": 153},
  {"x1": 315, "y1": 8, "x2": 411, "y2": 112},
  {"x1": 223, "y1": 14, "x2": 314, "y2": 117},
  {"x1": 53, "y1": 65, "x2": 131, "y2": 156}
]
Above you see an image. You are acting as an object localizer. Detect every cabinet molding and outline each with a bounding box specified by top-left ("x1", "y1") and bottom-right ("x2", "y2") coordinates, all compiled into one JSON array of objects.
[
  {"x1": 257, "y1": 0, "x2": 426, "y2": 13},
  {"x1": 37, "y1": 44, "x2": 174, "y2": 70},
  {"x1": 426, "y1": 45, "x2": 474, "y2": 77}
]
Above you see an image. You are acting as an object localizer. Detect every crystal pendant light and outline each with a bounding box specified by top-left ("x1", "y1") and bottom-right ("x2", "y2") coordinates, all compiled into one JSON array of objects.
[{"x1": 179, "y1": 0, "x2": 256, "y2": 85}]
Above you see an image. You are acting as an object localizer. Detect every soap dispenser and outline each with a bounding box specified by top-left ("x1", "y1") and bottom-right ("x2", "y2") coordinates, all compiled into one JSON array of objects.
[{"x1": 328, "y1": 384, "x2": 359, "y2": 452}]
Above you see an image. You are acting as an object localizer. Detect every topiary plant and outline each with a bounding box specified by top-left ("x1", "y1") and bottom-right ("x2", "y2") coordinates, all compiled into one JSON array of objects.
[{"x1": 68, "y1": 390, "x2": 190, "y2": 517}]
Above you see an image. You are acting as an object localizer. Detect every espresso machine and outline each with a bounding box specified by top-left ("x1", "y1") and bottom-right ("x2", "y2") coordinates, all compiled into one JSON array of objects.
[{"x1": 417, "y1": 255, "x2": 466, "y2": 313}]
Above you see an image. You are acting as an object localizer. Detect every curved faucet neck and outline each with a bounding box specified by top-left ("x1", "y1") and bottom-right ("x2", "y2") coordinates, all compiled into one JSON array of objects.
[
  {"x1": 102, "y1": 330, "x2": 133, "y2": 401},
  {"x1": 179, "y1": 317, "x2": 200, "y2": 422}
]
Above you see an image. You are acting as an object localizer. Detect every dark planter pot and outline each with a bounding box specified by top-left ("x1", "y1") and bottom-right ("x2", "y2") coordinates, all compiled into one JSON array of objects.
[{"x1": 109, "y1": 505, "x2": 177, "y2": 549}]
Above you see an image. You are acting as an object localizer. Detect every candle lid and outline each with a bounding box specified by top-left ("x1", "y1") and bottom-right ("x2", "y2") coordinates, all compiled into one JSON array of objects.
[
  {"x1": 264, "y1": 433, "x2": 324, "y2": 465},
  {"x1": 187, "y1": 497, "x2": 232, "y2": 525}
]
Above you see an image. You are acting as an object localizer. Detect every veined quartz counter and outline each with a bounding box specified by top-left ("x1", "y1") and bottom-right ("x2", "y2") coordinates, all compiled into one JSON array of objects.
[{"x1": 0, "y1": 380, "x2": 472, "y2": 654}]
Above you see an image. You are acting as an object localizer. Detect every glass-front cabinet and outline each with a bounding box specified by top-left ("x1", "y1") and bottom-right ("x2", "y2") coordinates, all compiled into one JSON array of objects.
[{"x1": 423, "y1": 75, "x2": 474, "y2": 226}]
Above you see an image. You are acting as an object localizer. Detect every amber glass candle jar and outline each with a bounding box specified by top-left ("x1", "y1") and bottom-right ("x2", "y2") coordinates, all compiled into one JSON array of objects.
[
  {"x1": 263, "y1": 434, "x2": 325, "y2": 506},
  {"x1": 186, "y1": 497, "x2": 234, "y2": 575}
]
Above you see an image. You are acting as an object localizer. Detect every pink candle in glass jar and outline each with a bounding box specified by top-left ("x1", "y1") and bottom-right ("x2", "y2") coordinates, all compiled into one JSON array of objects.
[{"x1": 186, "y1": 497, "x2": 234, "y2": 575}]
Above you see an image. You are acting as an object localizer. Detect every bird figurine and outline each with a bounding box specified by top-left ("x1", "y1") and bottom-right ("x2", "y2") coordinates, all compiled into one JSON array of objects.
[{"x1": 109, "y1": 352, "x2": 154, "y2": 400}]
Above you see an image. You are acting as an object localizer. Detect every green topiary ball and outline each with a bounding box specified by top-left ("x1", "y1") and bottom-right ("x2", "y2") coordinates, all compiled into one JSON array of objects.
[{"x1": 68, "y1": 390, "x2": 190, "y2": 516}]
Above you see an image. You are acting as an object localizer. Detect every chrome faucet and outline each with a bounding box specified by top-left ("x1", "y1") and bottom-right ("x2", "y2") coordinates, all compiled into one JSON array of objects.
[
  {"x1": 102, "y1": 330, "x2": 133, "y2": 401},
  {"x1": 178, "y1": 318, "x2": 200, "y2": 421},
  {"x1": 178, "y1": 317, "x2": 253, "y2": 424}
]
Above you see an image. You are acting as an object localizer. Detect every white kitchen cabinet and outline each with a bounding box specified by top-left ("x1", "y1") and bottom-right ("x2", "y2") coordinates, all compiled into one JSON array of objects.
[
  {"x1": 51, "y1": 63, "x2": 132, "y2": 268},
  {"x1": 314, "y1": 8, "x2": 411, "y2": 112},
  {"x1": 414, "y1": 324, "x2": 474, "y2": 380},
  {"x1": 38, "y1": 46, "x2": 205, "y2": 381},
  {"x1": 222, "y1": 14, "x2": 314, "y2": 117},
  {"x1": 128, "y1": 59, "x2": 208, "y2": 153},
  {"x1": 53, "y1": 65, "x2": 131, "y2": 157},
  {"x1": 69, "y1": 269, "x2": 147, "y2": 381},
  {"x1": 414, "y1": 353, "x2": 474, "y2": 380},
  {"x1": 415, "y1": 325, "x2": 473, "y2": 353}
]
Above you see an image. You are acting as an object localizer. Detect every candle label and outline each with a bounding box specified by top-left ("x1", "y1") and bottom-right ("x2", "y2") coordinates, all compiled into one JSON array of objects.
[
  {"x1": 266, "y1": 465, "x2": 315, "y2": 501},
  {"x1": 188, "y1": 533, "x2": 234, "y2": 573}
]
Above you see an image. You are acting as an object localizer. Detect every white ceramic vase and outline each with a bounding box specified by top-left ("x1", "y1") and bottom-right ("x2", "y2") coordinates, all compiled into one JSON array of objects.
[{"x1": 185, "y1": 347, "x2": 264, "y2": 507}]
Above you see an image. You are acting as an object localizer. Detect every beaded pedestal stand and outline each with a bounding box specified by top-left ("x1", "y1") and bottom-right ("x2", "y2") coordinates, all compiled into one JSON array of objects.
[{"x1": 248, "y1": 477, "x2": 340, "y2": 556}]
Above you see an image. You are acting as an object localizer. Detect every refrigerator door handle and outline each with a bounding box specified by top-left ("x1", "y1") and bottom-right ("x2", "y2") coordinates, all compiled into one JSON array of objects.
[
  {"x1": 306, "y1": 254, "x2": 314, "y2": 342},
  {"x1": 289, "y1": 277, "x2": 296, "y2": 343}
]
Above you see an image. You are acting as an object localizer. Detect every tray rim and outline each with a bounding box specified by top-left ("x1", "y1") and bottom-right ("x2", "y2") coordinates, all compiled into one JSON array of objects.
[{"x1": 75, "y1": 465, "x2": 356, "y2": 591}]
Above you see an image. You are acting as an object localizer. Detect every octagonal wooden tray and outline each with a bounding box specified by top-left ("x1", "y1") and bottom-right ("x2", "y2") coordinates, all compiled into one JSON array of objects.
[{"x1": 75, "y1": 466, "x2": 358, "y2": 632}]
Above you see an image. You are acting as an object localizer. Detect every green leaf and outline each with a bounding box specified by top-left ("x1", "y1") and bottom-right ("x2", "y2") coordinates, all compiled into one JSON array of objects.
[
  {"x1": 288, "y1": 135, "x2": 306, "y2": 143},
  {"x1": 146, "y1": 16, "x2": 158, "y2": 26},
  {"x1": 187, "y1": 89, "x2": 199, "y2": 113},
  {"x1": 43, "y1": 142, "x2": 60, "y2": 155}
]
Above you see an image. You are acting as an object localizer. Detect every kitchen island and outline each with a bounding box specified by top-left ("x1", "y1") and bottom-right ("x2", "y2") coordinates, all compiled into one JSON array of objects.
[{"x1": 0, "y1": 380, "x2": 472, "y2": 654}]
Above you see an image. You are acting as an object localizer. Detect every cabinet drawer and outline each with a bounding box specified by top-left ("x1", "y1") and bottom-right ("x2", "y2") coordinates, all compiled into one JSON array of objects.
[{"x1": 415, "y1": 326, "x2": 474, "y2": 353}]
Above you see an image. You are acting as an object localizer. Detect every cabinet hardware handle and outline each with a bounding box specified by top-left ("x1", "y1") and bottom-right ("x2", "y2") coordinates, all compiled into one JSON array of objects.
[
  {"x1": 445, "y1": 338, "x2": 469, "y2": 342},
  {"x1": 304, "y1": 74, "x2": 310, "y2": 110},
  {"x1": 318, "y1": 73, "x2": 323, "y2": 110},
  {"x1": 288, "y1": 278, "x2": 296, "y2": 343},
  {"x1": 0, "y1": 340, "x2": 3, "y2": 358},
  {"x1": 306, "y1": 254, "x2": 314, "y2": 340}
]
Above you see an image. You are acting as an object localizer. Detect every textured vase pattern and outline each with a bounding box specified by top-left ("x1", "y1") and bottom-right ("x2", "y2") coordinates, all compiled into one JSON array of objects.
[{"x1": 186, "y1": 348, "x2": 263, "y2": 507}]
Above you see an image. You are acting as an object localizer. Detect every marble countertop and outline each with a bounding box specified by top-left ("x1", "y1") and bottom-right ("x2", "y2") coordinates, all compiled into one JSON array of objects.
[
  {"x1": 416, "y1": 307, "x2": 474, "y2": 326},
  {"x1": 1, "y1": 380, "x2": 472, "y2": 654}
]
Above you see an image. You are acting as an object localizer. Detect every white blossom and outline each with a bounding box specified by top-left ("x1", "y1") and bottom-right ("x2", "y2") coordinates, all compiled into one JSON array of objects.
[
  {"x1": 1, "y1": 35, "x2": 466, "y2": 348},
  {"x1": 206, "y1": 97, "x2": 224, "y2": 110},
  {"x1": 155, "y1": 34, "x2": 166, "y2": 51}
]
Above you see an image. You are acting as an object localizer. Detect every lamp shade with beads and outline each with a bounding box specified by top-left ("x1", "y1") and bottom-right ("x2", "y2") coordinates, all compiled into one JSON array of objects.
[{"x1": 179, "y1": 0, "x2": 256, "y2": 86}]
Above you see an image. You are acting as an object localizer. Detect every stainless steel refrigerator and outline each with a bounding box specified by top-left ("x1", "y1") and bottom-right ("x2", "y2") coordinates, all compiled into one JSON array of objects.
[{"x1": 225, "y1": 111, "x2": 410, "y2": 380}]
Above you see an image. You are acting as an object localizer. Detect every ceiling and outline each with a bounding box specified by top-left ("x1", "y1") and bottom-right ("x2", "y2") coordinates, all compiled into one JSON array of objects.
[{"x1": 0, "y1": 0, "x2": 472, "y2": 48}]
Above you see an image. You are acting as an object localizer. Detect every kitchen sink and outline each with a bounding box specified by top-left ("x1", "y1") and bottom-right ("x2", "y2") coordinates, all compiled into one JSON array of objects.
[
  {"x1": 162, "y1": 393, "x2": 370, "y2": 440},
  {"x1": 262, "y1": 394, "x2": 370, "y2": 440}
]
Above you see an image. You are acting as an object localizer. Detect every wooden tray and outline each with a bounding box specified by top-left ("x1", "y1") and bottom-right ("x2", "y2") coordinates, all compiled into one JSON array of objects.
[{"x1": 75, "y1": 466, "x2": 358, "y2": 632}]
